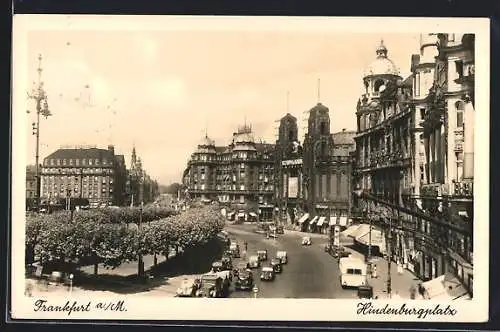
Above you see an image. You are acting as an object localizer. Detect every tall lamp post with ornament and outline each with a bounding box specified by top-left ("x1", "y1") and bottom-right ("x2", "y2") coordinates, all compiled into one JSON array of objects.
[{"x1": 28, "y1": 54, "x2": 52, "y2": 212}]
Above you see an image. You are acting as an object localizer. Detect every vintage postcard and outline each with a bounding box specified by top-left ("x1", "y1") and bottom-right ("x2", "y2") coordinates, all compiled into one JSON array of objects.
[{"x1": 11, "y1": 15, "x2": 490, "y2": 323}]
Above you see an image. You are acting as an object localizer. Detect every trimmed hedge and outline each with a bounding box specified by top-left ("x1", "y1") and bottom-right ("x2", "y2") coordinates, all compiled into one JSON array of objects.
[{"x1": 26, "y1": 206, "x2": 225, "y2": 271}]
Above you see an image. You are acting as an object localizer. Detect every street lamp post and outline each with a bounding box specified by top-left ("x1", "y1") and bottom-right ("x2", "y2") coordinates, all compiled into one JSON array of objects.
[
  {"x1": 28, "y1": 54, "x2": 51, "y2": 212},
  {"x1": 353, "y1": 186, "x2": 371, "y2": 262},
  {"x1": 387, "y1": 212, "x2": 393, "y2": 297}
]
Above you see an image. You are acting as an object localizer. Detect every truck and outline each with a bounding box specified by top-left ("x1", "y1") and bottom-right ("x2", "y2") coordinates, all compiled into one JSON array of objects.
[{"x1": 339, "y1": 256, "x2": 368, "y2": 289}]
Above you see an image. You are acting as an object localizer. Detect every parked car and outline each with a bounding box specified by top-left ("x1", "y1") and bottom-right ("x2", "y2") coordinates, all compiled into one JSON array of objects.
[
  {"x1": 357, "y1": 285, "x2": 374, "y2": 299},
  {"x1": 257, "y1": 250, "x2": 268, "y2": 261},
  {"x1": 260, "y1": 267, "x2": 275, "y2": 281},
  {"x1": 249, "y1": 255, "x2": 260, "y2": 269},
  {"x1": 229, "y1": 242, "x2": 241, "y2": 258},
  {"x1": 301, "y1": 236, "x2": 312, "y2": 246},
  {"x1": 176, "y1": 277, "x2": 201, "y2": 297},
  {"x1": 270, "y1": 258, "x2": 282, "y2": 273},
  {"x1": 276, "y1": 251, "x2": 288, "y2": 264},
  {"x1": 234, "y1": 269, "x2": 254, "y2": 291},
  {"x1": 196, "y1": 274, "x2": 228, "y2": 298}
]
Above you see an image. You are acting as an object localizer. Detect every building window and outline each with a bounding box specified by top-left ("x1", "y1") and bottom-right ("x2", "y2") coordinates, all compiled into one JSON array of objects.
[
  {"x1": 89, "y1": 159, "x2": 93, "y2": 166},
  {"x1": 457, "y1": 111, "x2": 464, "y2": 128},
  {"x1": 240, "y1": 195, "x2": 245, "y2": 204},
  {"x1": 455, "y1": 60, "x2": 464, "y2": 79},
  {"x1": 240, "y1": 163, "x2": 245, "y2": 169},
  {"x1": 415, "y1": 73, "x2": 420, "y2": 96},
  {"x1": 420, "y1": 108, "x2": 426, "y2": 120},
  {"x1": 240, "y1": 184, "x2": 245, "y2": 190},
  {"x1": 320, "y1": 122, "x2": 327, "y2": 135}
]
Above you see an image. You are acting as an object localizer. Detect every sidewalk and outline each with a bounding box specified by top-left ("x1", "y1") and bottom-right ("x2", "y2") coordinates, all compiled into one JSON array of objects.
[{"x1": 345, "y1": 247, "x2": 422, "y2": 299}]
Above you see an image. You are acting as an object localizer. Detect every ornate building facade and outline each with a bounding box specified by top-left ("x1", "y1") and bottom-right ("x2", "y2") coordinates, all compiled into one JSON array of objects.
[
  {"x1": 274, "y1": 113, "x2": 304, "y2": 225},
  {"x1": 417, "y1": 33, "x2": 474, "y2": 291},
  {"x1": 301, "y1": 102, "x2": 356, "y2": 232},
  {"x1": 40, "y1": 145, "x2": 127, "y2": 207},
  {"x1": 354, "y1": 36, "x2": 474, "y2": 296},
  {"x1": 183, "y1": 124, "x2": 275, "y2": 221}
]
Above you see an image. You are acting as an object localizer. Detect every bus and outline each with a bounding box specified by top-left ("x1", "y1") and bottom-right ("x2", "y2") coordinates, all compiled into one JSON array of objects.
[{"x1": 339, "y1": 256, "x2": 368, "y2": 288}]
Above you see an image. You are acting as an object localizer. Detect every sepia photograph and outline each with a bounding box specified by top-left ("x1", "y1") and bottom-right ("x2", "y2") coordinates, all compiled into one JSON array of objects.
[{"x1": 11, "y1": 15, "x2": 489, "y2": 322}]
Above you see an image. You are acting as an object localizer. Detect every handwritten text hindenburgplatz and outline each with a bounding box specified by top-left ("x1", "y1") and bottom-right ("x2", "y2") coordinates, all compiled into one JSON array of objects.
[{"x1": 357, "y1": 302, "x2": 457, "y2": 319}]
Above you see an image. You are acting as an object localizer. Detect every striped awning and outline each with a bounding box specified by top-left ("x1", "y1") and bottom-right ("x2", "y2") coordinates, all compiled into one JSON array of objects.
[
  {"x1": 339, "y1": 216, "x2": 348, "y2": 226},
  {"x1": 249, "y1": 212, "x2": 258, "y2": 217},
  {"x1": 297, "y1": 213, "x2": 309, "y2": 224},
  {"x1": 329, "y1": 216, "x2": 337, "y2": 226},
  {"x1": 309, "y1": 216, "x2": 319, "y2": 225},
  {"x1": 317, "y1": 216, "x2": 326, "y2": 226}
]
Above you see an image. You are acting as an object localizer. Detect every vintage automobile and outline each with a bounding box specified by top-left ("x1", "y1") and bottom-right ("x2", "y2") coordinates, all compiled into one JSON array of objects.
[
  {"x1": 276, "y1": 225, "x2": 284, "y2": 234},
  {"x1": 229, "y1": 242, "x2": 241, "y2": 258},
  {"x1": 234, "y1": 269, "x2": 254, "y2": 291},
  {"x1": 324, "y1": 244, "x2": 346, "y2": 258},
  {"x1": 196, "y1": 274, "x2": 229, "y2": 298},
  {"x1": 276, "y1": 251, "x2": 288, "y2": 264},
  {"x1": 233, "y1": 261, "x2": 251, "y2": 277},
  {"x1": 260, "y1": 266, "x2": 275, "y2": 281},
  {"x1": 357, "y1": 285, "x2": 374, "y2": 299},
  {"x1": 301, "y1": 236, "x2": 312, "y2": 246},
  {"x1": 248, "y1": 255, "x2": 260, "y2": 269},
  {"x1": 175, "y1": 277, "x2": 201, "y2": 297},
  {"x1": 221, "y1": 255, "x2": 233, "y2": 270},
  {"x1": 270, "y1": 258, "x2": 282, "y2": 273},
  {"x1": 257, "y1": 249, "x2": 268, "y2": 261}
]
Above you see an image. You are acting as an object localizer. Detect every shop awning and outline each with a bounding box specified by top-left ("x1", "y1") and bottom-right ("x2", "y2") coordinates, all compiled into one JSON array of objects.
[
  {"x1": 237, "y1": 212, "x2": 245, "y2": 217},
  {"x1": 227, "y1": 212, "x2": 235, "y2": 217},
  {"x1": 329, "y1": 216, "x2": 337, "y2": 226},
  {"x1": 249, "y1": 212, "x2": 258, "y2": 217},
  {"x1": 355, "y1": 228, "x2": 384, "y2": 249},
  {"x1": 339, "y1": 216, "x2": 348, "y2": 226},
  {"x1": 349, "y1": 224, "x2": 371, "y2": 239},
  {"x1": 316, "y1": 216, "x2": 326, "y2": 226},
  {"x1": 297, "y1": 213, "x2": 309, "y2": 224},
  {"x1": 341, "y1": 225, "x2": 362, "y2": 237},
  {"x1": 421, "y1": 273, "x2": 471, "y2": 300},
  {"x1": 309, "y1": 216, "x2": 319, "y2": 225}
]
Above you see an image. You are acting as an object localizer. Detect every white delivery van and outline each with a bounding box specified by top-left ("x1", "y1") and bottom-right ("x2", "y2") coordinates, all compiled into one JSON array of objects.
[{"x1": 339, "y1": 256, "x2": 368, "y2": 288}]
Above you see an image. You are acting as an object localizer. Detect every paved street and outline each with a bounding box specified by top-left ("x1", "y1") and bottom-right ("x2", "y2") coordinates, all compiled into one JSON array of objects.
[{"x1": 225, "y1": 224, "x2": 358, "y2": 299}]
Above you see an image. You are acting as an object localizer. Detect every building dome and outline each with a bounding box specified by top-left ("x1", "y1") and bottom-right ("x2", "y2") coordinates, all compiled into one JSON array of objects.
[
  {"x1": 234, "y1": 131, "x2": 255, "y2": 144},
  {"x1": 363, "y1": 40, "x2": 400, "y2": 77},
  {"x1": 195, "y1": 135, "x2": 216, "y2": 154},
  {"x1": 198, "y1": 135, "x2": 215, "y2": 147}
]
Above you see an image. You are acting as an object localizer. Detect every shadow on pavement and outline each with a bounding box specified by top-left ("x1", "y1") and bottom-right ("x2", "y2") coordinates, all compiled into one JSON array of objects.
[{"x1": 75, "y1": 239, "x2": 225, "y2": 294}]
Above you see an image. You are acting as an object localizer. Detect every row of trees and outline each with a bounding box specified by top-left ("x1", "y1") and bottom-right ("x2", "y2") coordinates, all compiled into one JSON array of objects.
[{"x1": 26, "y1": 206, "x2": 225, "y2": 274}]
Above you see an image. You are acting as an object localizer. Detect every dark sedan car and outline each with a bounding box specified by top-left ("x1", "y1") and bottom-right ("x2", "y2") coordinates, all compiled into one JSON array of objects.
[
  {"x1": 234, "y1": 270, "x2": 254, "y2": 290},
  {"x1": 270, "y1": 258, "x2": 282, "y2": 273}
]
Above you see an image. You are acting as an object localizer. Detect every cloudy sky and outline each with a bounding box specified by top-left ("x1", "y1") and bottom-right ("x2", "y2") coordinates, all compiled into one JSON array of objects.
[{"x1": 20, "y1": 17, "x2": 423, "y2": 185}]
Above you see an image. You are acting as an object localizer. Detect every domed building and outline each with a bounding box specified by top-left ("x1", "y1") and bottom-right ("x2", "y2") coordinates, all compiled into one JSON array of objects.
[
  {"x1": 354, "y1": 38, "x2": 417, "y2": 280},
  {"x1": 183, "y1": 123, "x2": 276, "y2": 221}
]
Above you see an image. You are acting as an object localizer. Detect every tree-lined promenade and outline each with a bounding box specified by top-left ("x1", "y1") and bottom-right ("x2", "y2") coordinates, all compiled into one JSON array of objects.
[{"x1": 26, "y1": 205, "x2": 226, "y2": 276}]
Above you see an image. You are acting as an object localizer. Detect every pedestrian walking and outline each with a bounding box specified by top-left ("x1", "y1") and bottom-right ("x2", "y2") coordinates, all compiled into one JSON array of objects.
[
  {"x1": 244, "y1": 241, "x2": 248, "y2": 252},
  {"x1": 397, "y1": 261, "x2": 403, "y2": 275},
  {"x1": 418, "y1": 283, "x2": 426, "y2": 298},
  {"x1": 409, "y1": 284, "x2": 417, "y2": 300},
  {"x1": 371, "y1": 264, "x2": 378, "y2": 278}
]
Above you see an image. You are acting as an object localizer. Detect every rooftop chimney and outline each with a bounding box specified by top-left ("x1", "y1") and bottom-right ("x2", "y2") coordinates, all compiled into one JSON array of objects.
[{"x1": 108, "y1": 145, "x2": 115, "y2": 155}]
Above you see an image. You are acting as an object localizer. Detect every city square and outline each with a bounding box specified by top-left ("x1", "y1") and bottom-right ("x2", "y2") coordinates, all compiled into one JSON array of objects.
[{"x1": 23, "y1": 28, "x2": 474, "y2": 302}]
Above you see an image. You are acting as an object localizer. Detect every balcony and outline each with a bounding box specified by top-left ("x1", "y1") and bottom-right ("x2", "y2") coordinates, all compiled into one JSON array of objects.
[{"x1": 452, "y1": 181, "x2": 473, "y2": 198}]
